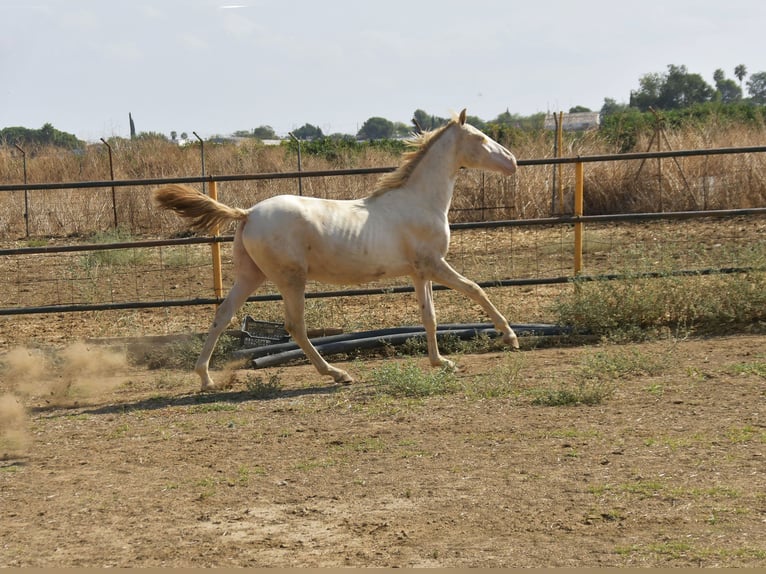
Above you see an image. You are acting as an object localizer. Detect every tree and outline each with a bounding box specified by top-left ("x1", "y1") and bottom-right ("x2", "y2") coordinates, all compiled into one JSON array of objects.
[
  {"x1": 356, "y1": 116, "x2": 394, "y2": 140},
  {"x1": 630, "y1": 65, "x2": 714, "y2": 110},
  {"x1": 658, "y1": 65, "x2": 714, "y2": 109},
  {"x1": 734, "y1": 64, "x2": 747, "y2": 89},
  {"x1": 413, "y1": 109, "x2": 447, "y2": 131},
  {"x1": 568, "y1": 105, "x2": 592, "y2": 113},
  {"x1": 252, "y1": 126, "x2": 277, "y2": 140},
  {"x1": 629, "y1": 72, "x2": 663, "y2": 110},
  {"x1": 600, "y1": 98, "x2": 628, "y2": 116},
  {"x1": 746, "y1": 71, "x2": 766, "y2": 104},
  {"x1": 393, "y1": 122, "x2": 411, "y2": 138},
  {"x1": 0, "y1": 123, "x2": 81, "y2": 148},
  {"x1": 713, "y1": 68, "x2": 742, "y2": 103},
  {"x1": 291, "y1": 123, "x2": 323, "y2": 140}
]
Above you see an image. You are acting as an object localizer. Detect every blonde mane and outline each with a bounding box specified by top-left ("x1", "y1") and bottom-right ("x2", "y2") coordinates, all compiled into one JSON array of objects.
[{"x1": 370, "y1": 118, "x2": 457, "y2": 197}]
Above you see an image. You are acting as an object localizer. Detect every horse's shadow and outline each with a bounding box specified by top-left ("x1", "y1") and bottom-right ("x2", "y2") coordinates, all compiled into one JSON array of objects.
[{"x1": 30, "y1": 383, "x2": 342, "y2": 417}]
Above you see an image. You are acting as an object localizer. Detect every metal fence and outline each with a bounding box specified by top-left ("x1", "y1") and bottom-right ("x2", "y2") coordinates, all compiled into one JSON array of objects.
[{"x1": 1, "y1": 145, "x2": 765, "y2": 319}]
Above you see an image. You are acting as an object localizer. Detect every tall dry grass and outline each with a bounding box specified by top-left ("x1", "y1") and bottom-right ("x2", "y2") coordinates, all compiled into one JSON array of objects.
[{"x1": 1, "y1": 123, "x2": 765, "y2": 240}]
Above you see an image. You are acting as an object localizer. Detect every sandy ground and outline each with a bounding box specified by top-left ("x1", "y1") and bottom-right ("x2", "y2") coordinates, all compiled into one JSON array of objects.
[{"x1": 1, "y1": 332, "x2": 764, "y2": 567}]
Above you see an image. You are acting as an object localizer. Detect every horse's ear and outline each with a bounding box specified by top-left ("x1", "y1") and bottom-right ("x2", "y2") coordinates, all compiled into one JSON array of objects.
[{"x1": 458, "y1": 108, "x2": 467, "y2": 125}]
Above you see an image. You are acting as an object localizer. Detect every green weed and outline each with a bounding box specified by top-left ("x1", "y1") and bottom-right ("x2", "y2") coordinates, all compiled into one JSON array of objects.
[
  {"x1": 367, "y1": 359, "x2": 460, "y2": 398},
  {"x1": 244, "y1": 371, "x2": 283, "y2": 399},
  {"x1": 553, "y1": 266, "x2": 766, "y2": 341}
]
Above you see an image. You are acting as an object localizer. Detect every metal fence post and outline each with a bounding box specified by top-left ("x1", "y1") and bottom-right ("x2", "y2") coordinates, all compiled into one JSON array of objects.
[
  {"x1": 100, "y1": 138, "x2": 118, "y2": 228},
  {"x1": 288, "y1": 132, "x2": 303, "y2": 196},
  {"x1": 193, "y1": 132, "x2": 206, "y2": 195},
  {"x1": 574, "y1": 160, "x2": 584, "y2": 275},
  {"x1": 13, "y1": 144, "x2": 29, "y2": 237}
]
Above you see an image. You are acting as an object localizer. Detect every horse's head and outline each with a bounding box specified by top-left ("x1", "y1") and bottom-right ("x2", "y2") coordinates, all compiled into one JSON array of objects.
[{"x1": 453, "y1": 108, "x2": 517, "y2": 176}]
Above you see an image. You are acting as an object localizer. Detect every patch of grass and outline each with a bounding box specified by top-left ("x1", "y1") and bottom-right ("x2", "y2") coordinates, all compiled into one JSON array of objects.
[
  {"x1": 80, "y1": 227, "x2": 149, "y2": 268},
  {"x1": 530, "y1": 381, "x2": 611, "y2": 406},
  {"x1": 616, "y1": 541, "x2": 766, "y2": 562},
  {"x1": 729, "y1": 360, "x2": 766, "y2": 378},
  {"x1": 726, "y1": 425, "x2": 763, "y2": 444},
  {"x1": 466, "y1": 351, "x2": 527, "y2": 399},
  {"x1": 579, "y1": 347, "x2": 671, "y2": 379},
  {"x1": 367, "y1": 359, "x2": 460, "y2": 398},
  {"x1": 244, "y1": 371, "x2": 283, "y2": 399},
  {"x1": 530, "y1": 346, "x2": 671, "y2": 406},
  {"x1": 553, "y1": 265, "x2": 766, "y2": 342},
  {"x1": 294, "y1": 457, "x2": 338, "y2": 472}
]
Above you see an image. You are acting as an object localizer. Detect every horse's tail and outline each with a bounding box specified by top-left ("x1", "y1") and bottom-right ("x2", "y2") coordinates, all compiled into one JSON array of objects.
[{"x1": 154, "y1": 183, "x2": 249, "y2": 233}]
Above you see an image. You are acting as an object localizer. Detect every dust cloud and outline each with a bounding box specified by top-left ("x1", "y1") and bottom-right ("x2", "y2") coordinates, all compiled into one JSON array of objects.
[
  {"x1": 0, "y1": 393, "x2": 30, "y2": 458},
  {"x1": 0, "y1": 342, "x2": 130, "y2": 458}
]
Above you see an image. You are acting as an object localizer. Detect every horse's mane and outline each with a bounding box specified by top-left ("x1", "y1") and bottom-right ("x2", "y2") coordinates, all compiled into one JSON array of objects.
[{"x1": 370, "y1": 116, "x2": 458, "y2": 197}]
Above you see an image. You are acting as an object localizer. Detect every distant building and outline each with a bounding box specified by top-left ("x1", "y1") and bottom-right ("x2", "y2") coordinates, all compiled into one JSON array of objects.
[{"x1": 544, "y1": 111, "x2": 600, "y2": 131}]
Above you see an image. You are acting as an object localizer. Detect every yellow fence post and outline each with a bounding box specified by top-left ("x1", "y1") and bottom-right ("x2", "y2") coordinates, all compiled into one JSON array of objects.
[
  {"x1": 207, "y1": 180, "x2": 224, "y2": 301},
  {"x1": 573, "y1": 161, "x2": 584, "y2": 275}
]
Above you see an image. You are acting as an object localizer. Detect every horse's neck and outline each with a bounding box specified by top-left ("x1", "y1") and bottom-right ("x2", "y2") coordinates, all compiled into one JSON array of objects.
[{"x1": 403, "y1": 129, "x2": 460, "y2": 213}]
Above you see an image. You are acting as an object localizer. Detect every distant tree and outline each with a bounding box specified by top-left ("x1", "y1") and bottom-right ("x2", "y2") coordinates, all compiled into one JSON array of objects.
[
  {"x1": 713, "y1": 69, "x2": 742, "y2": 103},
  {"x1": 393, "y1": 122, "x2": 411, "y2": 138},
  {"x1": 135, "y1": 131, "x2": 169, "y2": 141},
  {"x1": 630, "y1": 65, "x2": 714, "y2": 110},
  {"x1": 291, "y1": 123, "x2": 323, "y2": 140},
  {"x1": 630, "y1": 72, "x2": 664, "y2": 110},
  {"x1": 252, "y1": 125, "x2": 277, "y2": 140},
  {"x1": 180, "y1": 132, "x2": 189, "y2": 140},
  {"x1": 600, "y1": 98, "x2": 628, "y2": 116},
  {"x1": 413, "y1": 109, "x2": 447, "y2": 131},
  {"x1": 659, "y1": 65, "x2": 715, "y2": 109},
  {"x1": 170, "y1": 131, "x2": 178, "y2": 141},
  {"x1": 356, "y1": 117, "x2": 394, "y2": 140},
  {"x1": 734, "y1": 64, "x2": 748, "y2": 89},
  {"x1": 0, "y1": 123, "x2": 81, "y2": 148},
  {"x1": 129, "y1": 112, "x2": 136, "y2": 139},
  {"x1": 465, "y1": 115, "x2": 486, "y2": 130},
  {"x1": 746, "y1": 71, "x2": 766, "y2": 104},
  {"x1": 492, "y1": 109, "x2": 517, "y2": 125},
  {"x1": 568, "y1": 105, "x2": 592, "y2": 113}
]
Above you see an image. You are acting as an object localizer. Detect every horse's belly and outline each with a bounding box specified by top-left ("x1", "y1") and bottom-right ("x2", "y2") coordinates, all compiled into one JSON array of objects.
[{"x1": 306, "y1": 251, "x2": 409, "y2": 285}]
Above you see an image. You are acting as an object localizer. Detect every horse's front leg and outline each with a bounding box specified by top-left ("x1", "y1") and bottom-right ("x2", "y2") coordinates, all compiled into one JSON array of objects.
[
  {"x1": 429, "y1": 259, "x2": 519, "y2": 350},
  {"x1": 412, "y1": 276, "x2": 455, "y2": 371},
  {"x1": 278, "y1": 282, "x2": 353, "y2": 384}
]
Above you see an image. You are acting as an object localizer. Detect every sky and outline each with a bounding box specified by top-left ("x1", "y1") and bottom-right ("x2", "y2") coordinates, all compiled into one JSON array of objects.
[{"x1": 2, "y1": 0, "x2": 765, "y2": 142}]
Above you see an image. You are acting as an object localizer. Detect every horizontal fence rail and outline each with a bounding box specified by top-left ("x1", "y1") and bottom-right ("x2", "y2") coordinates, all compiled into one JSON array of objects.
[
  {"x1": 2, "y1": 145, "x2": 766, "y2": 193},
  {"x1": 1, "y1": 145, "x2": 765, "y2": 318}
]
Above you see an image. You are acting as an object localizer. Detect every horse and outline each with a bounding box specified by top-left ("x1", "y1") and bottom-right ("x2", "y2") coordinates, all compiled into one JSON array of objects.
[{"x1": 154, "y1": 108, "x2": 519, "y2": 391}]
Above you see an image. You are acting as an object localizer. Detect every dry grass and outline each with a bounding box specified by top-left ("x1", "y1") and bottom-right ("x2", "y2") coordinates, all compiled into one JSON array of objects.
[{"x1": 1, "y1": 124, "x2": 765, "y2": 239}]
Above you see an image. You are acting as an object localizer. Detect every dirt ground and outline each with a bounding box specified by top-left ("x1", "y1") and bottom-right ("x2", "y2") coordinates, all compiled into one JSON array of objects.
[{"x1": 1, "y1": 329, "x2": 765, "y2": 567}]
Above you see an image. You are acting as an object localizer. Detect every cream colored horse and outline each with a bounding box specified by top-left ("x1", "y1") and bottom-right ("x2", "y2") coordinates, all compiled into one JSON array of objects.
[{"x1": 154, "y1": 109, "x2": 518, "y2": 391}]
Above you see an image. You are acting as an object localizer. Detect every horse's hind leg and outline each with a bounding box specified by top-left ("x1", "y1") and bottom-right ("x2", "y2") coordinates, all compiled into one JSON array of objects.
[
  {"x1": 278, "y1": 281, "x2": 353, "y2": 384},
  {"x1": 195, "y1": 275, "x2": 263, "y2": 391},
  {"x1": 413, "y1": 276, "x2": 455, "y2": 370}
]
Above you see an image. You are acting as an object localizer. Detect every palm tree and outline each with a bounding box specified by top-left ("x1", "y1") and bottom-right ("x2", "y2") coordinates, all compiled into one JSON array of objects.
[{"x1": 734, "y1": 64, "x2": 747, "y2": 90}]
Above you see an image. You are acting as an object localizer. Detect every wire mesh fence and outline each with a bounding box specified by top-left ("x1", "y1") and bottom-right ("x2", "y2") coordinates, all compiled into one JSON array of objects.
[{"x1": 0, "y1": 146, "x2": 764, "y2": 348}]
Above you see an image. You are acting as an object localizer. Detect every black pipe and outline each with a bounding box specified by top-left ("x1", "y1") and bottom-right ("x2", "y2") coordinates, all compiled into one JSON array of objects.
[{"x1": 242, "y1": 323, "x2": 571, "y2": 370}]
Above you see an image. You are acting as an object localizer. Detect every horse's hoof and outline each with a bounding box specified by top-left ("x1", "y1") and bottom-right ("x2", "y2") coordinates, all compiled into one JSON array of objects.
[
  {"x1": 503, "y1": 333, "x2": 520, "y2": 349},
  {"x1": 441, "y1": 359, "x2": 457, "y2": 372},
  {"x1": 334, "y1": 372, "x2": 354, "y2": 385}
]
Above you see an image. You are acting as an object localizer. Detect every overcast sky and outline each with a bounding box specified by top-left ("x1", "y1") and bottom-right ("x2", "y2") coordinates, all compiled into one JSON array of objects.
[{"x1": 2, "y1": 0, "x2": 764, "y2": 141}]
